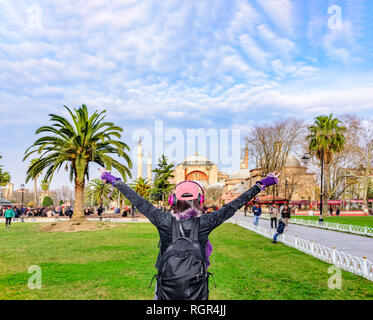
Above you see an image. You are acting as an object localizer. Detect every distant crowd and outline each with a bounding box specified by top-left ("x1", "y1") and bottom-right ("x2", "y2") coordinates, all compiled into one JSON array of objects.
[
  {"x1": 0, "y1": 203, "x2": 221, "y2": 219},
  {"x1": 0, "y1": 205, "x2": 75, "y2": 218}
]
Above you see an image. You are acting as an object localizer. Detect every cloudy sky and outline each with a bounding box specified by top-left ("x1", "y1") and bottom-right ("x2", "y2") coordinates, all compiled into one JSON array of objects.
[{"x1": 1, "y1": 0, "x2": 373, "y2": 190}]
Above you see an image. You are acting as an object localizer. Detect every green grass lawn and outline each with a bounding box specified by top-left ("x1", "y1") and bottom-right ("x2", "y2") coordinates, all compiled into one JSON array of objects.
[
  {"x1": 0, "y1": 222, "x2": 372, "y2": 300},
  {"x1": 292, "y1": 215, "x2": 373, "y2": 228}
]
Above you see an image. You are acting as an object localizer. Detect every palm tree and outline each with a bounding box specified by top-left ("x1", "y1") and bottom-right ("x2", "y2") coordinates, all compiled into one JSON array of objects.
[
  {"x1": 130, "y1": 177, "x2": 151, "y2": 199},
  {"x1": 41, "y1": 179, "x2": 50, "y2": 193},
  {"x1": 306, "y1": 114, "x2": 346, "y2": 217},
  {"x1": 86, "y1": 179, "x2": 112, "y2": 207},
  {"x1": 24, "y1": 105, "x2": 132, "y2": 220}
]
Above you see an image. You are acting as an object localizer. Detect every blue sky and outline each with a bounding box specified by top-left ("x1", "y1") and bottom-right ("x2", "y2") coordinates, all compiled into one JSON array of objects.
[{"x1": 0, "y1": 0, "x2": 373, "y2": 191}]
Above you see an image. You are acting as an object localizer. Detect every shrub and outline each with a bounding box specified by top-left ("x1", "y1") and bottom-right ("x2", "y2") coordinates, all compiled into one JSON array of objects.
[{"x1": 42, "y1": 196, "x2": 53, "y2": 207}]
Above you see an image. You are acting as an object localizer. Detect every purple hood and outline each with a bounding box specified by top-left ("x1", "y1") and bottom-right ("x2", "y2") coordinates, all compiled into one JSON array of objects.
[{"x1": 172, "y1": 208, "x2": 213, "y2": 268}]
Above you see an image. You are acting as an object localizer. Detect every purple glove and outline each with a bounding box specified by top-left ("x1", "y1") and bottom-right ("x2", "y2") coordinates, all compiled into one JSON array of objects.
[
  {"x1": 256, "y1": 172, "x2": 280, "y2": 190},
  {"x1": 100, "y1": 171, "x2": 121, "y2": 186},
  {"x1": 205, "y1": 240, "x2": 213, "y2": 269}
]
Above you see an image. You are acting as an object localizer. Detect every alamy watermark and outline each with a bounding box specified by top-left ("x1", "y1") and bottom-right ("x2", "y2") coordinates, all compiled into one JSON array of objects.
[
  {"x1": 328, "y1": 5, "x2": 342, "y2": 30},
  {"x1": 328, "y1": 265, "x2": 342, "y2": 290},
  {"x1": 27, "y1": 4, "x2": 42, "y2": 30},
  {"x1": 28, "y1": 265, "x2": 42, "y2": 290},
  {"x1": 131, "y1": 120, "x2": 241, "y2": 170}
]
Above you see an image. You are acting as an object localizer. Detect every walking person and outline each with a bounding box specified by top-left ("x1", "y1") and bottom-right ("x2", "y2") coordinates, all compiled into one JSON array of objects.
[
  {"x1": 329, "y1": 206, "x2": 333, "y2": 216},
  {"x1": 336, "y1": 206, "x2": 340, "y2": 217},
  {"x1": 281, "y1": 204, "x2": 291, "y2": 227},
  {"x1": 252, "y1": 203, "x2": 262, "y2": 227},
  {"x1": 101, "y1": 169, "x2": 281, "y2": 300},
  {"x1": 244, "y1": 203, "x2": 250, "y2": 216},
  {"x1": 4, "y1": 206, "x2": 15, "y2": 229},
  {"x1": 270, "y1": 204, "x2": 278, "y2": 230}
]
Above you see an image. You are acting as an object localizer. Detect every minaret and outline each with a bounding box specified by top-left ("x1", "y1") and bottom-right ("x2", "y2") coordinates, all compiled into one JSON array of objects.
[
  {"x1": 244, "y1": 144, "x2": 249, "y2": 169},
  {"x1": 137, "y1": 138, "x2": 143, "y2": 178},
  {"x1": 147, "y1": 152, "x2": 152, "y2": 181}
]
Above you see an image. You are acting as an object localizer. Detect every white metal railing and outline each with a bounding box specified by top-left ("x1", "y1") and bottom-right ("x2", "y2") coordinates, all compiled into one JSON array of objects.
[
  {"x1": 232, "y1": 219, "x2": 373, "y2": 282},
  {"x1": 0, "y1": 217, "x2": 70, "y2": 223},
  {"x1": 290, "y1": 218, "x2": 373, "y2": 237}
]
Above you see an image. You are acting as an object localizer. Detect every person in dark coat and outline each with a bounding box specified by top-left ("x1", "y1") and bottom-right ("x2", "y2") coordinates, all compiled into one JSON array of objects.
[
  {"x1": 97, "y1": 205, "x2": 104, "y2": 216},
  {"x1": 336, "y1": 206, "x2": 340, "y2": 216},
  {"x1": 272, "y1": 219, "x2": 286, "y2": 243},
  {"x1": 101, "y1": 170, "x2": 281, "y2": 300},
  {"x1": 252, "y1": 203, "x2": 262, "y2": 226}
]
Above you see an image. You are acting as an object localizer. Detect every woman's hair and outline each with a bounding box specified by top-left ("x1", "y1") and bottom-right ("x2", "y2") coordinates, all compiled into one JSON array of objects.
[{"x1": 173, "y1": 199, "x2": 201, "y2": 213}]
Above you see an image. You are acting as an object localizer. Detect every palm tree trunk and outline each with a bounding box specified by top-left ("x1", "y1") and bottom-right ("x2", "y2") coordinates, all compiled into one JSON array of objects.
[
  {"x1": 33, "y1": 175, "x2": 38, "y2": 206},
  {"x1": 323, "y1": 163, "x2": 330, "y2": 218},
  {"x1": 72, "y1": 178, "x2": 85, "y2": 221}
]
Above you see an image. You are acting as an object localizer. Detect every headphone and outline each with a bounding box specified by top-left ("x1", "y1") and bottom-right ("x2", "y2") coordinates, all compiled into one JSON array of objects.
[{"x1": 168, "y1": 181, "x2": 205, "y2": 207}]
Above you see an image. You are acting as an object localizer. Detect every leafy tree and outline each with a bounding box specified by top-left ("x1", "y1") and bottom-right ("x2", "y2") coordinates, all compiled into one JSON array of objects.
[
  {"x1": 150, "y1": 155, "x2": 175, "y2": 204},
  {"x1": 0, "y1": 154, "x2": 11, "y2": 187},
  {"x1": 23, "y1": 105, "x2": 132, "y2": 220},
  {"x1": 42, "y1": 196, "x2": 53, "y2": 207},
  {"x1": 306, "y1": 114, "x2": 346, "y2": 217},
  {"x1": 130, "y1": 177, "x2": 151, "y2": 200}
]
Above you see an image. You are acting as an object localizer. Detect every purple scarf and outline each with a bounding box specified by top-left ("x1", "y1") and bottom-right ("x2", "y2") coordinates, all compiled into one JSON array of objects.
[{"x1": 172, "y1": 208, "x2": 213, "y2": 268}]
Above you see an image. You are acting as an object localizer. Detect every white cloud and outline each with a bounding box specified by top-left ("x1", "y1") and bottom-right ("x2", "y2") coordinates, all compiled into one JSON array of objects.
[
  {"x1": 257, "y1": 0, "x2": 294, "y2": 36},
  {"x1": 228, "y1": 1, "x2": 262, "y2": 36},
  {"x1": 257, "y1": 24, "x2": 296, "y2": 60},
  {"x1": 239, "y1": 34, "x2": 270, "y2": 68}
]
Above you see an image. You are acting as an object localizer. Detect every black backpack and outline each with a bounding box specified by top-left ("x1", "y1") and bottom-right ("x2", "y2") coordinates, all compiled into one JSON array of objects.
[{"x1": 152, "y1": 217, "x2": 211, "y2": 300}]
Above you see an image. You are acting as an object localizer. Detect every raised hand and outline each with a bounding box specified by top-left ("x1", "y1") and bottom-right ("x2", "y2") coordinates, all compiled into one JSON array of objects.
[
  {"x1": 256, "y1": 171, "x2": 281, "y2": 190},
  {"x1": 99, "y1": 168, "x2": 121, "y2": 186}
]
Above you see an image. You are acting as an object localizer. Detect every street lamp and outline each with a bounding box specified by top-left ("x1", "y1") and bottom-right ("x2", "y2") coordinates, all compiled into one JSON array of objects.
[
  {"x1": 301, "y1": 153, "x2": 311, "y2": 166},
  {"x1": 90, "y1": 186, "x2": 94, "y2": 207},
  {"x1": 285, "y1": 179, "x2": 289, "y2": 203},
  {"x1": 302, "y1": 151, "x2": 324, "y2": 222}
]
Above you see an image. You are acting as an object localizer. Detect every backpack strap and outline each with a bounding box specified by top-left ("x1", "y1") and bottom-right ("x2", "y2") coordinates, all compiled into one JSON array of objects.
[
  {"x1": 189, "y1": 218, "x2": 200, "y2": 242},
  {"x1": 171, "y1": 217, "x2": 181, "y2": 242}
]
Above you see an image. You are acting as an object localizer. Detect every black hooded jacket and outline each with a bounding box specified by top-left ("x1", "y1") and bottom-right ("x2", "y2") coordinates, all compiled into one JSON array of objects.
[{"x1": 115, "y1": 181, "x2": 261, "y2": 269}]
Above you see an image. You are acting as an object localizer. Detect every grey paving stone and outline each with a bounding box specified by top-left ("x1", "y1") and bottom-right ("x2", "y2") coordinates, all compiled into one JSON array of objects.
[{"x1": 232, "y1": 212, "x2": 373, "y2": 261}]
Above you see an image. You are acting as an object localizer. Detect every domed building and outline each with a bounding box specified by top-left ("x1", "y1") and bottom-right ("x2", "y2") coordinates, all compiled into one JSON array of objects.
[
  {"x1": 221, "y1": 152, "x2": 317, "y2": 205},
  {"x1": 171, "y1": 153, "x2": 227, "y2": 187},
  {"x1": 223, "y1": 160, "x2": 251, "y2": 193},
  {"x1": 221, "y1": 145, "x2": 251, "y2": 203},
  {"x1": 249, "y1": 153, "x2": 316, "y2": 203}
]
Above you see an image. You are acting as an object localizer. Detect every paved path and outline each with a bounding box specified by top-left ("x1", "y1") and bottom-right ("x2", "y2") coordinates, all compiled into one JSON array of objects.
[{"x1": 232, "y1": 212, "x2": 373, "y2": 261}]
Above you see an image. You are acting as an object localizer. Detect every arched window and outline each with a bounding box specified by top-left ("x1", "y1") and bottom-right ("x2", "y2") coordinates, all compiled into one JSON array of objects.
[{"x1": 186, "y1": 171, "x2": 208, "y2": 182}]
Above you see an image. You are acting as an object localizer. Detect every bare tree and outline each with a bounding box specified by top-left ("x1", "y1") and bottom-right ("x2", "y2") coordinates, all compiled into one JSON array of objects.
[
  {"x1": 56, "y1": 185, "x2": 74, "y2": 204},
  {"x1": 246, "y1": 118, "x2": 305, "y2": 175},
  {"x1": 351, "y1": 118, "x2": 373, "y2": 208},
  {"x1": 205, "y1": 185, "x2": 224, "y2": 206}
]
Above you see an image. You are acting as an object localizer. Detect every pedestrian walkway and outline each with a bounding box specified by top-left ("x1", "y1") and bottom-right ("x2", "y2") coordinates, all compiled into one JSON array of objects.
[{"x1": 232, "y1": 212, "x2": 373, "y2": 261}]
